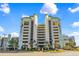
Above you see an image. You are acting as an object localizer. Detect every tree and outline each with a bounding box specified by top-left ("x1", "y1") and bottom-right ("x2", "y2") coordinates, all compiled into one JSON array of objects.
[
  {"x1": 45, "y1": 41, "x2": 50, "y2": 50},
  {"x1": 63, "y1": 43, "x2": 70, "y2": 50},
  {"x1": 29, "y1": 39, "x2": 33, "y2": 51},
  {"x1": 9, "y1": 38, "x2": 18, "y2": 50},
  {"x1": 64, "y1": 41, "x2": 76, "y2": 50}
]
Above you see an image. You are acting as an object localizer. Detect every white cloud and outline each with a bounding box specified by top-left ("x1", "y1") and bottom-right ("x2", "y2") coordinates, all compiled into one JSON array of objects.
[
  {"x1": 72, "y1": 22, "x2": 79, "y2": 27},
  {"x1": 1, "y1": 34, "x2": 8, "y2": 37},
  {"x1": 69, "y1": 21, "x2": 79, "y2": 46},
  {"x1": 40, "y1": 3, "x2": 58, "y2": 15},
  {"x1": 21, "y1": 14, "x2": 29, "y2": 18},
  {"x1": 68, "y1": 32, "x2": 79, "y2": 46},
  {"x1": 11, "y1": 32, "x2": 19, "y2": 37},
  {"x1": 68, "y1": 7, "x2": 79, "y2": 13},
  {"x1": 69, "y1": 32, "x2": 79, "y2": 36},
  {"x1": 0, "y1": 26, "x2": 4, "y2": 32},
  {"x1": 1, "y1": 32, "x2": 19, "y2": 37},
  {"x1": 0, "y1": 3, "x2": 10, "y2": 14}
]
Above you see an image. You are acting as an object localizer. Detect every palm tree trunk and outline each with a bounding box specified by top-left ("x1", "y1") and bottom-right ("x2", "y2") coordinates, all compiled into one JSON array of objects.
[{"x1": 13, "y1": 45, "x2": 15, "y2": 50}]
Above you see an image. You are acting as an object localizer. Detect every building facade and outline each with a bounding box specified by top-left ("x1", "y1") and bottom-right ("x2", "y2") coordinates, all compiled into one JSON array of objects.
[
  {"x1": 0, "y1": 34, "x2": 19, "y2": 50},
  {"x1": 19, "y1": 14, "x2": 62, "y2": 50},
  {"x1": 45, "y1": 14, "x2": 62, "y2": 49},
  {"x1": 37, "y1": 24, "x2": 47, "y2": 50},
  {"x1": 18, "y1": 14, "x2": 38, "y2": 49},
  {"x1": 62, "y1": 35, "x2": 76, "y2": 49},
  {"x1": 1, "y1": 34, "x2": 8, "y2": 50},
  {"x1": 62, "y1": 35, "x2": 70, "y2": 47}
]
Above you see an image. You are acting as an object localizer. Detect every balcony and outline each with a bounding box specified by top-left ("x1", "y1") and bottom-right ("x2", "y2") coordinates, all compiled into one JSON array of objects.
[
  {"x1": 37, "y1": 44, "x2": 46, "y2": 45},
  {"x1": 37, "y1": 31, "x2": 45, "y2": 33},
  {"x1": 23, "y1": 29, "x2": 29, "y2": 31},
  {"x1": 23, "y1": 22, "x2": 29, "y2": 25},
  {"x1": 23, "y1": 35, "x2": 28, "y2": 37},
  {"x1": 23, "y1": 41, "x2": 28, "y2": 43},
  {"x1": 53, "y1": 27, "x2": 59, "y2": 28},
  {"x1": 37, "y1": 35, "x2": 45, "y2": 37},
  {"x1": 37, "y1": 37, "x2": 45, "y2": 39},
  {"x1": 37, "y1": 33, "x2": 45, "y2": 35},
  {"x1": 23, "y1": 26, "x2": 29, "y2": 28},
  {"x1": 23, "y1": 32, "x2": 28, "y2": 34},
  {"x1": 37, "y1": 39, "x2": 45, "y2": 42},
  {"x1": 53, "y1": 32, "x2": 59, "y2": 34},
  {"x1": 23, "y1": 38, "x2": 28, "y2": 40},
  {"x1": 53, "y1": 29, "x2": 59, "y2": 31}
]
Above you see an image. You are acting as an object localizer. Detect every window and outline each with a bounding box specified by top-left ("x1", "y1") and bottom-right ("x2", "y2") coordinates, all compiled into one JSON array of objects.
[
  {"x1": 38, "y1": 39, "x2": 45, "y2": 41},
  {"x1": 23, "y1": 35, "x2": 28, "y2": 37},
  {"x1": 49, "y1": 21, "x2": 51, "y2": 25},
  {"x1": 23, "y1": 38, "x2": 28, "y2": 40},
  {"x1": 53, "y1": 21, "x2": 59, "y2": 26},
  {"x1": 54, "y1": 38, "x2": 59, "y2": 39},
  {"x1": 53, "y1": 22, "x2": 55, "y2": 25},
  {"x1": 55, "y1": 40, "x2": 59, "y2": 42},
  {"x1": 53, "y1": 32, "x2": 58, "y2": 34},
  {"x1": 38, "y1": 42, "x2": 44, "y2": 44},
  {"x1": 24, "y1": 22, "x2": 29, "y2": 25},
  {"x1": 23, "y1": 32, "x2": 28, "y2": 34},
  {"x1": 23, "y1": 41, "x2": 28, "y2": 43},
  {"x1": 53, "y1": 27, "x2": 58, "y2": 28},
  {"x1": 53, "y1": 29, "x2": 58, "y2": 31},
  {"x1": 54, "y1": 35, "x2": 59, "y2": 36},
  {"x1": 24, "y1": 27, "x2": 29, "y2": 28},
  {"x1": 23, "y1": 29, "x2": 29, "y2": 31},
  {"x1": 37, "y1": 37, "x2": 45, "y2": 38}
]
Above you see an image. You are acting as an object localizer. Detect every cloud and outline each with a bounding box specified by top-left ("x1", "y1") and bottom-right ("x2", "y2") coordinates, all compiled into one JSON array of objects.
[
  {"x1": 0, "y1": 26, "x2": 4, "y2": 32},
  {"x1": 1, "y1": 34, "x2": 8, "y2": 37},
  {"x1": 72, "y1": 22, "x2": 79, "y2": 27},
  {"x1": 21, "y1": 14, "x2": 29, "y2": 18},
  {"x1": 0, "y1": 3, "x2": 10, "y2": 14},
  {"x1": 69, "y1": 32, "x2": 79, "y2": 36},
  {"x1": 68, "y1": 7, "x2": 79, "y2": 13},
  {"x1": 1, "y1": 32, "x2": 19, "y2": 37},
  {"x1": 11, "y1": 32, "x2": 19, "y2": 37},
  {"x1": 68, "y1": 32, "x2": 79, "y2": 46},
  {"x1": 40, "y1": 3, "x2": 58, "y2": 15}
]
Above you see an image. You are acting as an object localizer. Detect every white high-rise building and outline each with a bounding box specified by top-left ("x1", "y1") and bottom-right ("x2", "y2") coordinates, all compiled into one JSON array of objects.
[
  {"x1": 18, "y1": 14, "x2": 38, "y2": 49},
  {"x1": 45, "y1": 14, "x2": 63, "y2": 49},
  {"x1": 19, "y1": 14, "x2": 62, "y2": 50},
  {"x1": 37, "y1": 24, "x2": 47, "y2": 50}
]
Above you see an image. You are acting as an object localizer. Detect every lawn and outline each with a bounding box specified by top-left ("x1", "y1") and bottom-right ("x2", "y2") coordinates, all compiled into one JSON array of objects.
[{"x1": 47, "y1": 49, "x2": 65, "y2": 53}]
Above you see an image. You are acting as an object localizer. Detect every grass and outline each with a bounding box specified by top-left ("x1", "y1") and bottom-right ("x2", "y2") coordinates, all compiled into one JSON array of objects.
[
  {"x1": 71, "y1": 48, "x2": 79, "y2": 51},
  {"x1": 47, "y1": 49, "x2": 65, "y2": 53}
]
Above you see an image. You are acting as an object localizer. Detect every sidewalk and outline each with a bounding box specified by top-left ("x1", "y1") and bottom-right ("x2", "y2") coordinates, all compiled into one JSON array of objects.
[{"x1": 0, "y1": 51, "x2": 79, "y2": 56}]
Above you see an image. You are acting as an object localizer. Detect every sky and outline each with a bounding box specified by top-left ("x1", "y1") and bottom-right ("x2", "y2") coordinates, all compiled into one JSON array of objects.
[{"x1": 0, "y1": 3, "x2": 79, "y2": 46}]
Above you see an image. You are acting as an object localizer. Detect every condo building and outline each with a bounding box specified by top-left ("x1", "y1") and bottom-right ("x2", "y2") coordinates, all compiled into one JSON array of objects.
[
  {"x1": 19, "y1": 14, "x2": 62, "y2": 50},
  {"x1": 0, "y1": 34, "x2": 19, "y2": 50},
  {"x1": 62, "y1": 35, "x2": 70, "y2": 47},
  {"x1": 0, "y1": 34, "x2": 10, "y2": 50},
  {"x1": 19, "y1": 14, "x2": 37, "y2": 49},
  {"x1": 45, "y1": 14, "x2": 62, "y2": 49},
  {"x1": 37, "y1": 24, "x2": 47, "y2": 50}
]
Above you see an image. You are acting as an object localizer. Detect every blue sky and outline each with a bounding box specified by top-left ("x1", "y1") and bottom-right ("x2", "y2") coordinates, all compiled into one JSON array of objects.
[{"x1": 0, "y1": 3, "x2": 79, "y2": 46}]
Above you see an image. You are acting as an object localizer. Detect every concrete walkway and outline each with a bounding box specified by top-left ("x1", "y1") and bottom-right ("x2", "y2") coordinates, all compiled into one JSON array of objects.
[{"x1": 0, "y1": 51, "x2": 79, "y2": 56}]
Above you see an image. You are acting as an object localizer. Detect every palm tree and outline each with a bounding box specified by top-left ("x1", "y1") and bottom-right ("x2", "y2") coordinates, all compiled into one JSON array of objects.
[
  {"x1": 9, "y1": 38, "x2": 18, "y2": 50},
  {"x1": 69, "y1": 40, "x2": 76, "y2": 50},
  {"x1": 64, "y1": 41, "x2": 76, "y2": 50},
  {"x1": 29, "y1": 39, "x2": 34, "y2": 51},
  {"x1": 45, "y1": 41, "x2": 50, "y2": 50},
  {"x1": 64, "y1": 43, "x2": 70, "y2": 50}
]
